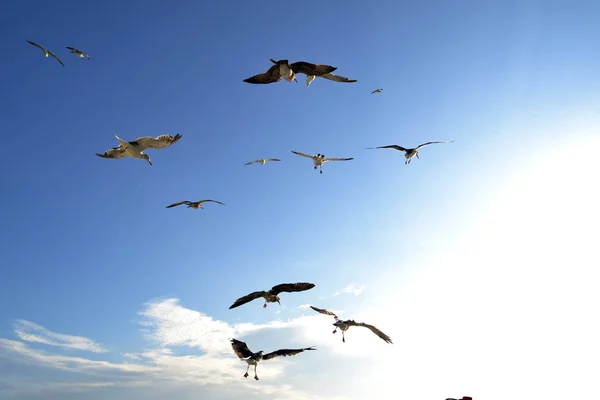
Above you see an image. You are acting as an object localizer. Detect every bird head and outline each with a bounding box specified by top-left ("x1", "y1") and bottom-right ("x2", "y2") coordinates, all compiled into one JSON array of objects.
[
  {"x1": 142, "y1": 154, "x2": 152, "y2": 165},
  {"x1": 256, "y1": 351, "x2": 264, "y2": 356}
]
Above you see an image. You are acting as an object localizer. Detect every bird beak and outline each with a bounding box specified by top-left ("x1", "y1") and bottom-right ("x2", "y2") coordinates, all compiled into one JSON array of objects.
[
  {"x1": 293, "y1": 78, "x2": 298, "y2": 83},
  {"x1": 148, "y1": 160, "x2": 153, "y2": 166}
]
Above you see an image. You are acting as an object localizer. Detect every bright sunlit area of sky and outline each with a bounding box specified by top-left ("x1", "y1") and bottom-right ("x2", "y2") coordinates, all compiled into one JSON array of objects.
[{"x1": 1, "y1": 1, "x2": 599, "y2": 399}]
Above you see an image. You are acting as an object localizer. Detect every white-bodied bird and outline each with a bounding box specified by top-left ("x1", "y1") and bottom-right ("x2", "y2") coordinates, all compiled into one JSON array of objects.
[
  {"x1": 26, "y1": 40, "x2": 64, "y2": 67},
  {"x1": 291, "y1": 151, "x2": 353, "y2": 174},
  {"x1": 96, "y1": 134, "x2": 182, "y2": 165},
  {"x1": 367, "y1": 141, "x2": 454, "y2": 164},
  {"x1": 310, "y1": 305, "x2": 392, "y2": 344},
  {"x1": 231, "y1": 338, "x2": 316, "y2": 381}
]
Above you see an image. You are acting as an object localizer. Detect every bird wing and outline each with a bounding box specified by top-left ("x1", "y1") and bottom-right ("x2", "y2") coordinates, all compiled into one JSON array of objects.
[
  {"x1": 66, "y1": 46, "x2": 80, "y2": 52},
  {"x1": 265, "y1": 158, "x2": 281, "y2": 162},
  {"x1": 27, "y1": 40, "x2": 45, "y2": 51},
  {"x1": 320, "y1": 73, "x2": 357, "y2": 83},
  {"x1": 198, "y1": 200, "x2": 225, "y2": 206},
  {"x1": 346, "y1": 320, "x2": 393, "y2": 344},
  {"x1": 370, "y1": 145, "x2": 407, "y2": 152},
  {"x1": 262, "y1": 346, "x2": 316, "y2": 360},
  {"x1": 231, "y1": 339, "x2": 255, "y2": 359},
  {"x1": 166, "y1": 201, "x2": 192, "y2": 208},
  {"x1": 47, "y1": 50, "x2": 65, "y2": 67},
  {"x1": 309, "y1": 306, "x2": 339, "y2": 321},
  {"x1": 270, "y1": 282, "x2": 315, "y2": 296},
  {"x1": 415, "y1": 141, "x2": 454, "y2": 150},
  {"x1": 243, "y1": 64, "x2": 281, "y2": 84},
  {"x1": 323, "y1": 157, "x2": 353, "y2": 162},
  {"x1": 244, "y1": 160, "x2": 261, "y2": 165},
  {"x1": 229, "y1": 291, "x2": 267, "y2": 309},
  {"x1": 289, "y1": 61, "x2": 336, "y2": 76},
  {"x1": 130, "y1": 134, "x2": 182, "y2": 150},
  {"x1": 370, "y1": 89, "x2": 382, "y2": 94},
  {"x1": 95, "y1": 146, "x2": 127, "y2": 159},
  {"x1": 291, "y1": 151, "x2": 314, "y2": 159}
]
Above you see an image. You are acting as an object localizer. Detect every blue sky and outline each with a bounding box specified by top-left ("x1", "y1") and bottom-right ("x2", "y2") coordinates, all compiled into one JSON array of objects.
[{"x1": 1, "y1": 1, "x2": 599, "y2": 399}]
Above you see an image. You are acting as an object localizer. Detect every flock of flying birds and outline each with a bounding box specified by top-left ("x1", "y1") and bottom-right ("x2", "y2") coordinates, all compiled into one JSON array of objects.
[{"x1": 26, "y1": 41, "x2": 457, "y2": 385}]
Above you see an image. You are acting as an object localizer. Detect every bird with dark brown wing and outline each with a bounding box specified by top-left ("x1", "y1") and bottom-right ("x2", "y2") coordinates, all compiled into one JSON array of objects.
[
  {"x1": 310, "y1": 305, "x2": 392, "y2": 344},
  {"x1": 229, "y1": 282, "x2": 315, "y2": 309},
  {"x1": 231, "y1": 338, "x2": 316, "y2": 380},
  {"x1": 367, "y1": 141, "x2": 454, "y2": 164},
  {"x1": 243, "y1": 59, "x2": 337, "y2": 84},
  {"x1": 166, "y1": 199, "x2": 225, "y2": 209}
]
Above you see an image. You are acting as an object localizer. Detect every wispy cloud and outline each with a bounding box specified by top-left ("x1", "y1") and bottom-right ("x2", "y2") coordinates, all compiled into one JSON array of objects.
[
  {"x1": 297, "y1": 304, "x2": 312, "y2": 309},
  {"x1": 13, "y1": 320, "x2": 107, "y2": 353},
  {"x1": 332, "y1": 284, "x2": 365, "y2": 297},
  {"x1": 0, "y1": 298, "x2": 359, "y2": 399}
]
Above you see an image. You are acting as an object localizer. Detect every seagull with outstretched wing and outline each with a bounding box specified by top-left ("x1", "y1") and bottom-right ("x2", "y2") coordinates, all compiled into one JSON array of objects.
[
  {"x1": 229, "y1": 282, "x2": 315, "y2": 309},
  {"x1": 243, "y1": 59, "x2": 336, "y2": 84},
  {"x1": 245, "y1": 158, "x2": 281, "y2": 166},
  {"x1": 26, "y1": 40, "x2": 64, "y2": 66},
  {"x1": 166, "y1": 200, "x2": 225, "y2": 210},
  {"x1": 310, "y1": 305, "x2": 392, "y2": 344},
  {"x1": 66, "y1": 46, "x2": 91, "y2": 60},
  {"x1": 231, "y1": 338, "x2": 316, "y2": 380},
  {"x1": 291, "y1": 151, "x2": 353, "y2": 174},
  {"x1": 371, "y1": 88, "x2": 383, "y2": 94},
  {"x1": 367, "y1": 141, "x2": 454, "y2": 164},
  {"x1": 95, "y1": 134, "x2": 182, "y2": 165}
]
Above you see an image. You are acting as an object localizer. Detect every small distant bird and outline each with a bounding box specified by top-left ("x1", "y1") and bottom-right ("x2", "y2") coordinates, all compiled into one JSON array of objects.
[
  {"x1": 229, "y1": 282, "x2": 315, "y2": 309},
  {"x1": 310, "y1": 306, "x2": 392, "y2": 344},
  {"x1": 166, "y1": 200, "x2": 225, "y2": 209},
  {"x1": 231, "y1": 338, "x2": 316, "y2": 381},
  {"x1": 306, "y1": 73, "x2": 357, "y2": 87},
  {"x1": 245, "y1": 158, "x2": 281, "y2": 166},
  {"x1": 26, "y1": 40, "x2": 64, "y2": 67},
  {"x1": 368, "y1": 141, "x2": 454, "y2": 164},
  {"x1": 244, "y1": 59, "x2": 337, "y2": 84},
  {"x1": 446, "y1": 397, "x2": 472, "y2": 400},
  {"x1": 95, "y1": 134, "x2": 182, "y2": 165},
  {"x1": 291, "y1": 151, "x2": 353, "y2": 174},
  {"x1": 371, "y1": 88, "x2": 383, "y2": 94},
  {"x1": 66, "y1": 46, "x2": 90, "y2": 60}
]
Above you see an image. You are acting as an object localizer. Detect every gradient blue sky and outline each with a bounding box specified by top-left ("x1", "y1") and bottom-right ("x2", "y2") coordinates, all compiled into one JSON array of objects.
[{"x1": 1, "y1": 1, "x2": 599, "y2": 399}]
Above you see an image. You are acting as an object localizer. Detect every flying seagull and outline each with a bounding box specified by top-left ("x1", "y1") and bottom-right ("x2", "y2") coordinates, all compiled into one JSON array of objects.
[
  {"x1": 95, "y1": 133, "x2": 182, "y2": 165},
  {"x1": 306, "y1": 73, "x2": 357, "y2": 87},
  {"x1": 243, "y1": 59, "x2": 336, "y2": 84},
  {"x1": 291, "y1": 151, "x2": 353, "y2": 174},
  {"x1": 367, "y1": 141, "x2": 454, "y2": 164},
  {"x1": 66, "y1": 46, "x2": 91, "y2": 59},
  {"x1": 245, "y1": 158, "x2": 281, "y2": 166},
  {"x1": 231, "y1": 338, "x2": 316, "y2": 380},
  {"x1": 446, "y1": 397, "x2": 473, "y2": 400},
  {"x1": 229, "y1": 282, "x2": 315, "y2": 309},
  {"x1": 166, "y1": 200, "x2": 225, "y2": 209},
  {"x1": 310, "y1": 305, "x2": 392, "y2": 344},
  {"x1": 26, "y1": 40, "x2": 64, "y2": 66},
  {"x1": 371, "y1": 88, "x2": 383, "y2": 94}
]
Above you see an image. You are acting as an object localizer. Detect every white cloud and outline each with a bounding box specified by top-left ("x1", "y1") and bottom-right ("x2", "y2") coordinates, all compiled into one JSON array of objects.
[
  {"x1": 0, "y1": 299, "x2": 352, "y2": 399},
  {"x1": 297, "y1": 304, "x2": 312, "y2": 309},
  {"x1": 332, "y1": 284, "x2": 364, "y2": 297},
  {"x1": 14, "y1": 320, "x2": 107, "y2": 353}
]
